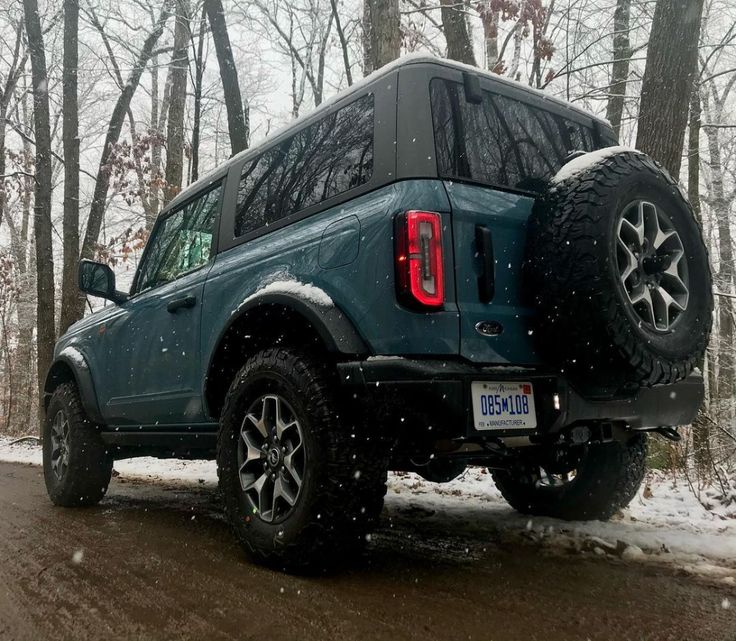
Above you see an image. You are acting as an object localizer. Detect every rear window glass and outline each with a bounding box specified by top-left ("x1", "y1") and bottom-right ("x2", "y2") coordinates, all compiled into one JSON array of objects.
[
  {"x1": 235, "y1": 94, "x2": 374, "y2": 237},
  {"x1": 430, "y1": 78, "x2": 602, "y2": 193}
]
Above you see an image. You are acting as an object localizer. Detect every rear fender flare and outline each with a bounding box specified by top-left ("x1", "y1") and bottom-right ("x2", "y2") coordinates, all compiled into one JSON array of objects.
[{"x1": 217, "y1": 291, "x2": 369, "y2": 358}]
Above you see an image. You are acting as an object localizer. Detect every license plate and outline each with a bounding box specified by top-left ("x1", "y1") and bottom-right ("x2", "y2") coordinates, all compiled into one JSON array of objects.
[{"x1": 471, "y1": 381, "x2": 537, "y2": 430}]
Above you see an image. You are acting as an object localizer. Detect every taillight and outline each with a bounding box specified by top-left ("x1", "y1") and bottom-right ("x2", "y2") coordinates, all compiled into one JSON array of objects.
[{"x1": 395, "y1": 210, "x2": 445, "y2": 309}]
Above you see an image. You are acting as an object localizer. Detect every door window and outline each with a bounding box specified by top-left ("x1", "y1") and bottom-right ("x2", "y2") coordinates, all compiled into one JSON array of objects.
[{"x1": 134, "y1": 183, "x2": 222, "y2": 293}]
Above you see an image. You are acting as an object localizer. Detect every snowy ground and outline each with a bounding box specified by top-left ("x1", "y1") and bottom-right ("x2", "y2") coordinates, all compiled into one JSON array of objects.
[{"x1": 2, "y1": 436, "x2": 735, "y2": 586}]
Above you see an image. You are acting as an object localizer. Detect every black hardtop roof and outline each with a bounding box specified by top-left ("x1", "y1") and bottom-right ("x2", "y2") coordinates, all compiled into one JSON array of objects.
[{"x1": 167, "y1": 55, "x2": 612, "y2": 211}]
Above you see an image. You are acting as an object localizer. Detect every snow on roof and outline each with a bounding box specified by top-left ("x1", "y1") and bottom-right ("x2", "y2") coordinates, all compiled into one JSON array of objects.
[{"x1": 551, "y1": 146, "x2": 642, "y2": 184}]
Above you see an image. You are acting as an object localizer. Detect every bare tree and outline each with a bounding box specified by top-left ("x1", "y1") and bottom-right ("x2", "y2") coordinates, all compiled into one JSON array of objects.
[
  {"x1": 250, "y1": 0, "x2": 334, "y2": 109},
  {"x1": 76, "y1": 0, "x2": 173, "y2": 322},
  {"x1": 478, "y1": 2, "x2": 500, "y2": 69},
  {"x1": 441, "y1": 0, "x2": 477, "y2": 66},
  {"x1": 190, "y1": 5, "x2": 207, "y2": 183},
  {"x1": 0, "y1": 22, "x2": 27, "y2": 228},
  {"x1": 605, "y1": 0, "x2": 632, "y2": 138},
  {"x1": 363, "y1": 0, "x2": 400, "y2": 74},
  {"x1": 205, "y1": 0, "x2": 248, "y2": 154},
  {"x1": 59, "y1": 0, "x2": 79, "y2": 335},
  {"x1": 329, "y1": 0, "x2": 353, "y2": 85},
  {"x1": 84, "y1": 5, "x2": 161, "y2": 227},
  {"x1": 5, "y1": 83, "x2": 37, "y2": 433},
  {"x1": 636, "y1": 0, "x2": 705, "y2": 178},
  {"x1": 23, "y1": 0, "x2": 55, "y2": 419},
  {"x1": 164, "y1": 0, "x2": 190, "y2": 203}
]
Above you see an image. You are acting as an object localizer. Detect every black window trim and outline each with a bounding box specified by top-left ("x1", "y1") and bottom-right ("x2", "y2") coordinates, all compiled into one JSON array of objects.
[{"x1": 130, "y1": 178, "x2": 226, "y2": 296}]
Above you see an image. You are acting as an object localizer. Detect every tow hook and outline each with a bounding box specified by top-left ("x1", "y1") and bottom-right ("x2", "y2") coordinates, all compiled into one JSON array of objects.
[{"x1": 652, "y1": 426, "x2": 681, "y2": 442}]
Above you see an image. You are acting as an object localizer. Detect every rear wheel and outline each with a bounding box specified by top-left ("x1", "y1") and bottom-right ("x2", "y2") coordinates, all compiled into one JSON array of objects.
[
  {"x1": 492, "y1": 434, "x2": 648, "y2": 521},
  {"x1": 43, "y1": 383, "x2": 113, "y2": 507},
  {"x1": 217, "y1": 348, "x2": 388, "y2": 572}
]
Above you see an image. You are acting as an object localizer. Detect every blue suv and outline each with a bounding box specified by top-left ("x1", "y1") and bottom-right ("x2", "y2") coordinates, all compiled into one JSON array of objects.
[{"x1": 43, "y1": 57, "x2": 712, "y2": 572}]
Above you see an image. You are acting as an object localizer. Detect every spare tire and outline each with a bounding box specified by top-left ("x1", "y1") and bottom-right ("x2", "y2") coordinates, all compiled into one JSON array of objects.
[{"x1": 525, "y1": 148, "x2": 712, "y2": 394}]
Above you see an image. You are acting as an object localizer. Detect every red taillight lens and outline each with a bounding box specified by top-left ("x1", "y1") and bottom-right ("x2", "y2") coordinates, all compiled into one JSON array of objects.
[{"x1": 395, "y1": 210, "x2": 445, "y2": 309}]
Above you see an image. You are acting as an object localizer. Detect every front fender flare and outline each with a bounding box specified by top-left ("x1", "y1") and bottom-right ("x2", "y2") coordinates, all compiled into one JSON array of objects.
[{"x1": 45, "y1": 347, "x2": 105, "y2": 424}]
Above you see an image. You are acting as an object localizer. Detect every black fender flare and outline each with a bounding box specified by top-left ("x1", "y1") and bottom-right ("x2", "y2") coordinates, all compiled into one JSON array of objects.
[
  {"x1": 44, "y1": 347, "x2": 105, "y2": 424},
  {"x1": 218, "y1": 291, "x2": 369, "y2": 357}
]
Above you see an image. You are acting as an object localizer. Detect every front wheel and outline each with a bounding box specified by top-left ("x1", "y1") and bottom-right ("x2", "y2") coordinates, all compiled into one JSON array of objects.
[
  {"x1": 217, "y1": 348, "x2": 388, "y2": 572},
  {"x1": 492, "y1": 434, "x2": 648, "y2": 521},
  {"x1": 43, "y1": 383, "x2": 113, "y2": 507}
]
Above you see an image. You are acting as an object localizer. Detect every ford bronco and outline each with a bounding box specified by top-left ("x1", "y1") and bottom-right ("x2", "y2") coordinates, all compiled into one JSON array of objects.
[{"x1": 42, "y1": 56, "x2": 712, "y2": 572}]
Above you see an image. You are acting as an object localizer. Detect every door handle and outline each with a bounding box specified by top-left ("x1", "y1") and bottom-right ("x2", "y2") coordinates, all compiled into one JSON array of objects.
[
  {"x1": 475, "y1": 225, "x2": 495, "y2": 303},
  {"x1": 167, "y1": 294, "x2": 197, "y2": 313}
]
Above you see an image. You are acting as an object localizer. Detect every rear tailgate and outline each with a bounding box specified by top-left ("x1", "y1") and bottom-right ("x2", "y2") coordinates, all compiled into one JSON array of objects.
[{"x1": 444, "y1": 181, "x2": 540, "y2": 365}]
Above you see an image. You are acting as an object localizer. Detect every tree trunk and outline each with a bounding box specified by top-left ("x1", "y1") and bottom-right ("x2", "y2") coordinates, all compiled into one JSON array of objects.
[
  {"x1": 205, "y1": 0, "x2": 248, "y2": 156},
  {"x1": 0, "y1": 25, "x2": 26, "y2": 230},
  {"x1": 60, "y1": 0, "x2": 80, "y2": 335},
  {"x1": 314, "y1": 11, "x2": 334, "y2": 107},
  {"x1": 362, "y1": 0, "x2": 373, "y2": 75},
  {"x1": 149, "y1": 53, "x2": 173, "y2": 228},
  {"x1": 164, "y1": 0, "x2": 190, "y2": 204},
  {"x1": 605, "y1": 0, "x2": 631, "y2": 138},
  {"x1": 441, "y1": 0, "x2": 476, "y2": 66},
  {"x1": 190, "y1": 5, "x2": 207, "y2": 183},
  {"x1": 11, "y1": 88, "x2": 37, "y2": 433},
  {"x1": 687, "y1": 89, "x2": 701, "y2": 223},
  {"x1": 703, "y1": 95, "x2": 733, "y2": 410},
  {"x1": 0, "y1": 110, "x2": 6, "y2": 228},
  {"x1": 686, "y1": 88, "x2": 711, "y2": 472},
  {"x1": 23, "y1": 0, "x2": 56, "y2": 427},
  {"x1": 364, "y1": 0, "x2": 400, "y2": 74},
  {"x1": 635, "y1": 0, "x2": 704, "y2": 179},
  {"x1": 77, "y1": 0, "x2": 172, "y2": 305},
  {"x1": 509, "y1": 18, "x2": 523, "y2": 80},
  {"x1": 479, "y1": 4, "x2": 499, "y2": 69},
  {"x1": 330, "y1": 0, "x2": 353, "y2": 86}
]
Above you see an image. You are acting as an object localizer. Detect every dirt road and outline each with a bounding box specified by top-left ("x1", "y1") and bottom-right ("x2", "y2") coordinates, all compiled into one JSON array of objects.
[{"x1": 0, "y1": 461, "x2": 733, "y2": 641}]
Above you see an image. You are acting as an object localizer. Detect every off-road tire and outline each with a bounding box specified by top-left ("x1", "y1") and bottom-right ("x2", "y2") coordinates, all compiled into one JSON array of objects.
[
  {"x1": 43, "y1": 382, "x2": 113, "y2": 507},
  {"x1": 526, "y1": 149, "x2": 712, "y2": 393},
  {"x1": 217, "y1": 348, "x2": 388, "y2": 573},
  {"x1": 492, "y1": 434, "x2": 648, "y2": 521}
]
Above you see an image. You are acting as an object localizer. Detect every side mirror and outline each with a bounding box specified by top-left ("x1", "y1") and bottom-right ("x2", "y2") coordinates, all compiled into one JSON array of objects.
[{"x1": 78, "y1": 259, "x2": 128, "y2": 304}]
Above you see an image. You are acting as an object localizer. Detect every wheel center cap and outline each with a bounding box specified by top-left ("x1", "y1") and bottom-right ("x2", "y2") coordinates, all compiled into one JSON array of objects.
[{"x1": 267, "y1": 447, "x2": 282, "y2": 468}]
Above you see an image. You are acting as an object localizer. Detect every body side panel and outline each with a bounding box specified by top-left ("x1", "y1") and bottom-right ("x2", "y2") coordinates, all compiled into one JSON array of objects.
[{"x1": 200, "y1": 180, "x2": 461, "y2": 414}]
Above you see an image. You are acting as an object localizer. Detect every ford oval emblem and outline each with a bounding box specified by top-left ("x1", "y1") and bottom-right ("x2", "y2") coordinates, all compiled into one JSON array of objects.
[{"x1": 475, "y1": 320, "x2": 503, "y2": 336}]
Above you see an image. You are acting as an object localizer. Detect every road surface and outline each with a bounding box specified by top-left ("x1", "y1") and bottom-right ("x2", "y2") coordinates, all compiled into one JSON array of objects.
[{"x1": 0, "y1": 461, "x2": 733, "y2": 641}]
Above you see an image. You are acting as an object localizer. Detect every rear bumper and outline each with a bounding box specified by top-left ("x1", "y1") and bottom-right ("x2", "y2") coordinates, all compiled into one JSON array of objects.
[{"x1": 337, "y1": 358, "x2": 704, "y2": 435}]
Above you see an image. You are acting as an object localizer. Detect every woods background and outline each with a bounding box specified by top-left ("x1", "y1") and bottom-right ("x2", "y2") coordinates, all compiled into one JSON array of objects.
[{"x1": 0, "y1": 0, "x2": 734, "y2": 498}]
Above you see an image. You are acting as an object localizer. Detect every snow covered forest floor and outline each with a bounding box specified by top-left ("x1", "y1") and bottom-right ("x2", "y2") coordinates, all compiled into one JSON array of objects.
[{"x1": 2, "y1": 436, "x2": 735, "y2": 586}]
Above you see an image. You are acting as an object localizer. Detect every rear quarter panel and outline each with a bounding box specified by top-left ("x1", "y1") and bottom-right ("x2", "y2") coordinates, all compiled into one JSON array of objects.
[{"x1": 199, "y1": 181, "x2": 461, "y2": 377}]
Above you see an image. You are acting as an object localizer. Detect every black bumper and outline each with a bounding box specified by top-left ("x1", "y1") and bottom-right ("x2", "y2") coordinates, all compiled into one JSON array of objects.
[{"x1": 337, "y1": 358, "x2": 704, "y2": 436}]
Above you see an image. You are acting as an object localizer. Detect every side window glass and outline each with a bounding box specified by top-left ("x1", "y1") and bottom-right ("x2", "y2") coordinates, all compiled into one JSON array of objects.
[
  {"x1": 430, "y1": 78, "x2": 602, "y2": 193},
  {"x1": 234, "y1": 94, "x2": 374, "y2": 237},
  {"x1": 491, "y1": 95, "x2": 563, "y2": 190},
  {"x1": 564, "y1": 118, "x2": 596, "y2": 152},
  {"x1": 431, "y1": 79, "x2": 471, "y2": 179},
  {"x1": 431, "y1": 78, "x2": 519, "y2": 188},
  {"x1": 135, "y1": 183, "x2": 222, "y2": 293}
]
